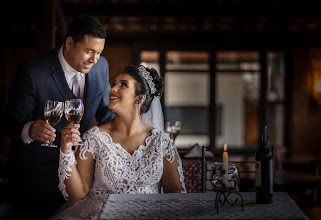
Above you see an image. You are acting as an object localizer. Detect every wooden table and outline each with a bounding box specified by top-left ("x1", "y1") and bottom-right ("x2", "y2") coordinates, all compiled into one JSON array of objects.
[{"x1": 99, "y1": 192, "x2": 308, "y2": 220}]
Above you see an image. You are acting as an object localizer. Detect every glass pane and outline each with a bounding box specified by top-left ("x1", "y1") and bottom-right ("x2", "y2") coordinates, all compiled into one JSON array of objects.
[
  {"x1": 166, "y1": 51, "x2": 209, "y2": 71},
  {"x1": 217, "y1": 52, "x2": 259, "y2": 62},
  {"x1": 140, "y1": 51, "x2": 160, "y2": 74},
  {"x1": 216, "y1": 62, "x2": 260, "y2": 71},
  {"x1": 267, "y1": 104, "x2": 284, "y2": 147},
  {"x1": 140, "y1": 51, "x2": 159, "y2": 62},
  {"x1": 216, "y1": 51, "x2": 260, "y2": 149},
  {"x1": 164, "y1": 51, "x2": 210, "y2": 149},
  {"x1": 165, "y1": 72, "x2": 210, "y2": 106},
  {"x1": 165, "y1": 106, "x2": 210, "y2": 148},
  {"x1": 267, "y1": 52, "x2": 285, "y2": 102},
  {"x1": 266, "y1": 52, "x2": 285, "y2": 149},
  {"x1": 165, "y1": 107, "x2": 208, "y2": 134},
  {"x1": 216, "y1": 73, "x2": 245, "y2": 147}
]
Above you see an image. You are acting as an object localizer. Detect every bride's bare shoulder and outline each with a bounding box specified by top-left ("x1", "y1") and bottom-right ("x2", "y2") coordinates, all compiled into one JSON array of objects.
[
  {"x1": 142, "y1": 123, "x2": 154, "y2": 135},
  {"x1": 97, "y1": 121, "x2": 113, "y2": 135}
]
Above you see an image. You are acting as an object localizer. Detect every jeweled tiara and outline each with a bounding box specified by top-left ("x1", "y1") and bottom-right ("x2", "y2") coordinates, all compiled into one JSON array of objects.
[{"x1": 138, "y1": 66, "x2": 157, "y2": 95}]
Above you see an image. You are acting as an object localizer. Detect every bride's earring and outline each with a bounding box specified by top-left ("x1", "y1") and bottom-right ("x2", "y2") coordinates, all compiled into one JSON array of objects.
[{"x1": 136, "y1": 96, "x2": 142, "y2": 109}]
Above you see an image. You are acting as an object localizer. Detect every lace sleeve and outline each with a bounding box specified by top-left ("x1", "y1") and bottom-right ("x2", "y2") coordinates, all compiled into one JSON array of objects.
[
  {"x1": 58, "y1": 127, "x2": 101, "y2": 201},
  {"x1": 161, "y1": 132, "x2": 187, "y2": 193},
  {"x1": 79, "y1": 126, "x2": 102, "y2": 160},
  {"x1": 58, "y1": 150, "x2": 77, "y2": 200}
]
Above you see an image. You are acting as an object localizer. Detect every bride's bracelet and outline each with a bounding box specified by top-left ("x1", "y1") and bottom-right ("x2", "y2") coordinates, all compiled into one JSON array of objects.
[{"x1": 58, "y1": 149, "x2": 77, "y2": 200}]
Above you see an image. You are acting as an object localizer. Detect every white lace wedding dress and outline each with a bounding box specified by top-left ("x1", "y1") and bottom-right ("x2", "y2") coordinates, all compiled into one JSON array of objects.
[{"x1": 50, "y1": 126, "x2": 186, "y2": 220}]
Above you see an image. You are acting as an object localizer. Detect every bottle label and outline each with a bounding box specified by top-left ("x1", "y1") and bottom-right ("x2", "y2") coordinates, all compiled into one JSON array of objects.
[{"x1": 255, "y1": 161, "x2": 261, "y2": 187}]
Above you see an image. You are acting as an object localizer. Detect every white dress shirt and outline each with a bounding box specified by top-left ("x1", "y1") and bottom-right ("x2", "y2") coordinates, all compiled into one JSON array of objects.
[
  {"x1": 21, "y1": 45, "x2": 85, "y2": 144},
  {"x1": 58, "y1": 45, "x2": 85, "y2": 98}
]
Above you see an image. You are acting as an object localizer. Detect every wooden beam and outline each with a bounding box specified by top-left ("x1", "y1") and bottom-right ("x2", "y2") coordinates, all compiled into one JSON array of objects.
[{"x1": 62, "y1": 1, "x2": 321, "y2": 18}]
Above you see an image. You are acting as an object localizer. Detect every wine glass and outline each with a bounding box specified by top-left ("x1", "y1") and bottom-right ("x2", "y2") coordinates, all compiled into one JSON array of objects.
[
  {"x1": 64, "y1": 99, "x2": 84, "y2": 146},
  {"x1": 41, "y1": 100, "x2": 64, "y2": 148},
  {"x1": 165, "y1": 121, "x2": 181, "y2": 141}
]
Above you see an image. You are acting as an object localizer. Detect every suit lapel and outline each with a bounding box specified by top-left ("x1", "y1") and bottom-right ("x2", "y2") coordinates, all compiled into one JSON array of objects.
[{"x1": 50, "y1": 49, "x2": 73, "y2": 101}]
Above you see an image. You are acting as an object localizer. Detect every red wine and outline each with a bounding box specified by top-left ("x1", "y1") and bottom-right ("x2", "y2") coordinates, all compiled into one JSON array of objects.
[
  {"x1": 45, "y1": 114, "x2": 62, "y2": 126},
  {"x1": 65, "y1": 113, "x2": 83, "y2": 124},
  {"x1": 255, "y1": 125, "x2": 273, "y2": 204}
]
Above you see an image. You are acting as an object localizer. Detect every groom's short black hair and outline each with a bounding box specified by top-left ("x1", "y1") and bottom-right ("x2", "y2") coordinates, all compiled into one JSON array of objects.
[{"x1": 64, "y1": 15, "x2": 107, "y2": 45}]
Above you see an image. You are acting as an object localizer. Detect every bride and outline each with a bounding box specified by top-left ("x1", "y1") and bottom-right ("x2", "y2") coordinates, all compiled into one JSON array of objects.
[{"x1": 50, "y1": 65, "x2": 186, "y2": 219}]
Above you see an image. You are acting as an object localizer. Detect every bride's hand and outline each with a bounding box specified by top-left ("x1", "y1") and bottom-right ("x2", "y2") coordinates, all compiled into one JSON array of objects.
[{"x1": 61, "y1": 124, "x2": 81, "y2": 154}]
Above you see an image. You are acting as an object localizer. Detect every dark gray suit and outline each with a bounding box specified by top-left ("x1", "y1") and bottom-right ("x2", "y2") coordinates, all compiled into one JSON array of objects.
[{"x1": 4, "y1": 48, "x2": 114, "y2": 219}]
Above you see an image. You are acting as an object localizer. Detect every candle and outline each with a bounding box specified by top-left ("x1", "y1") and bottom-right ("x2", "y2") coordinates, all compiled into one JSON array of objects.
[{"x1": 222, "y1": 143, "x2": 229, "y2": 190}]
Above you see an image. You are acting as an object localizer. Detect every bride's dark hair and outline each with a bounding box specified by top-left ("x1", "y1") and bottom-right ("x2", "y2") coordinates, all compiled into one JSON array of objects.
[{"x1": 122, "y1": 65, "x2": 163, "y2": 114}]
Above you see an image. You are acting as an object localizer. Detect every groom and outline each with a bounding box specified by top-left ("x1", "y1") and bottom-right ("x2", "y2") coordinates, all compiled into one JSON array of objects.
[{"x1": 4, "y1": 15, "x2": 114, "y2": 219}]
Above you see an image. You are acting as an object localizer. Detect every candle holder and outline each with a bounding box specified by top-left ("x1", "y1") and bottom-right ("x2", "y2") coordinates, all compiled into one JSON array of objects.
[
  {"x1": 210, "y1": 162, "x2": 244, "y2": 213},
  {"x1": 214, "y1": 191, "x2": 244, "y2": 214},
  {"x1": 210, "y1": 162, "x2": 240, "y2": 192}
]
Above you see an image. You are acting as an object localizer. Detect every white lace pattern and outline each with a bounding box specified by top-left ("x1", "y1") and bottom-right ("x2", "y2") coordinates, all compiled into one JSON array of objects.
[
  {"x1": 55, "y1": 126, "x2": 186, "y2": 220},
  {"x1": 58, "y1": 150, "x2": 77, "y2": 200}
]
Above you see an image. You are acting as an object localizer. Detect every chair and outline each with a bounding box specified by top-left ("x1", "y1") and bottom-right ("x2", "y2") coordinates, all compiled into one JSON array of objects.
[
  {"x1": 182, "y1": 146, "x2": 257, "y2": 193},
  {"x1": 273, "y1": 146, "x2": 321, "y2": 205},
  {"x1": 182, "y1": 158, "x2": 205, "y2": 193},
  {"x1": 181, "y1": 146, "x2": 209, "y2": 193}
]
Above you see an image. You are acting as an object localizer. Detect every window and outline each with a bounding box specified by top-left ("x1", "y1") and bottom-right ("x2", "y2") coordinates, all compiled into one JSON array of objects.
[
  {"x1": 216, "y1": 51, "x2": 260, "y2": 148},
  {"x1": 164, "y1": 51, "x2": 210, "y2": 148},
  {"x1": 139, "y1": 50, "x2": 286, "y2": 151}
]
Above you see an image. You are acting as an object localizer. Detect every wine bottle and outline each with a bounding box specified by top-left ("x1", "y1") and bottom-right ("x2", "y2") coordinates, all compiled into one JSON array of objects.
[{"x1": 255, "y1": 125, "x2": 273, "y2": 204}]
